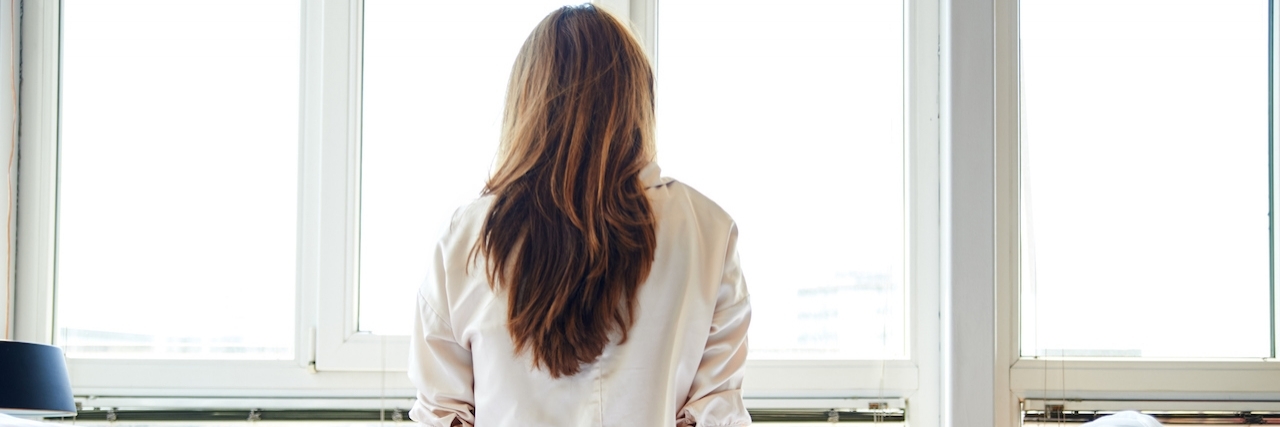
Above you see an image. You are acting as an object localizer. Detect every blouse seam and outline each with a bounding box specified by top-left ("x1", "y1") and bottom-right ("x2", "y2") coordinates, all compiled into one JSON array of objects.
[{"x1": 417, "y1": 291, "x2": 453, "y2": 330}]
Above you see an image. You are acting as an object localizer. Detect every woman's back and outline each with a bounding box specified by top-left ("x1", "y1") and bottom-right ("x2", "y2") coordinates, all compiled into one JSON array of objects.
[
  {"x1": 409, "y1": 163, "x2": 751, "y2": 427},
  {"x1": 405, "y1": 4, "x2": 750, "y2": 426}
]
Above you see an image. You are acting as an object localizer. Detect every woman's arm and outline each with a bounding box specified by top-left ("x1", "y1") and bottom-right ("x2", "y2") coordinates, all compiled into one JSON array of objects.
[
  {"x1": 677, "y1": 224, "x2": 752, "y2": 427},
  {"x1": 407, "y1": 240, "x2": 476, "y2": 427}
]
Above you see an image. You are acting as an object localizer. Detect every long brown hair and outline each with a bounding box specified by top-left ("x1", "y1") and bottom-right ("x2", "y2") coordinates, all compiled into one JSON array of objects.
[{"x1": 475, "y1": 4, "x2": 657, "y2": 378}]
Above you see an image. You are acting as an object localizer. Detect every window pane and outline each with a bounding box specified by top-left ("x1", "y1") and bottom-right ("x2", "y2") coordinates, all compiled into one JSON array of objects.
[
  {"x1": 1019, "y1": 0, "x2": 1270, "y2": 358},
  {"x1": 359, "y1": 0, "x2": 578, "y2": 334},
  {"x1": 658, "y1": 0, "x2": 906, "y2": 359},
  {"x1": 56, "y1": 0, "x2": 300, "y2": 359}
]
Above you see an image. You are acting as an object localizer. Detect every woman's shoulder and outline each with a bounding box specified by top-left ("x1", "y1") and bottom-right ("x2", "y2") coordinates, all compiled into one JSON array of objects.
[
  {"x1": 654, "y1": 178, "x2": 735, "y2": 228},
  {"x1": 453, "y1": 195, "x2": 497, "y2": 227},
  {"x1": 433, "y1": 195, "x2": 496, "y2": 248}
]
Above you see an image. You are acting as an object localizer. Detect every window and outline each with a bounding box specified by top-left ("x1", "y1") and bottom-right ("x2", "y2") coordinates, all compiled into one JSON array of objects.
[
  {"x1": 656, "y1": 0, "x2": 907, "y2": 359},
  {"x1": 354, "y1": 0, "x2": 917, "y2": 375},
  {"x1": 1008, "y1": 0, "x2": 1280, "y2": 411},
  {"x1": 1018, "y1": 0, "x2": 1271, "y2": 359},
  {"x1": 360, "y1": 0, "x2": 911, "y2": 359},
  {"x1": 18, "y1": 0, "x2": 1280, "y2": 421},
  {"x1": 55, "y1": 0, "x2": 300, "y2": 359},
  {"x1": 15, "y1": 0, "x2": 934, "y2": 414}
]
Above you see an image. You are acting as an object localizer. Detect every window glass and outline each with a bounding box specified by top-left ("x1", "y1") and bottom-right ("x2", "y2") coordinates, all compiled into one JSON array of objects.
[
  {"x1": 56, "y1": 0, "x2": 300, "y2": 359},
  {"x1": 658, "y1": 0, "x2": 907, "y2": 359},
  {"x1": 1019, "y1": 0, "x2": 1270, "y2": 358},
  {"x1": 359, "y1": 0, "x2": 579, "y2": 334}
]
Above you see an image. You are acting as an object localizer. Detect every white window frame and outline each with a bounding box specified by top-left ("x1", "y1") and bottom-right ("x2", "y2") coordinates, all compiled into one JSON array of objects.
[
  {"x1": 312, "y1": 0, "x2": 943, "y2": 408},
  {"x1": 15, "y1": 0, "x2": 409, "y2": 401},
  {"x1": 13, "y1": 0, "x2": 944, "y2": 417},
  {"x1": 998, "y1": 0, "x2": 1280, "y2": 412}
]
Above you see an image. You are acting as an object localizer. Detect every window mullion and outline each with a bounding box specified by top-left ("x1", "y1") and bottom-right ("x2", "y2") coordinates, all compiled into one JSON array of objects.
[
  {"x1": 1270, "y1": 0, "x2": 1278, "y2": 360},
  {"x1": 308, "y1": 0, "x2": 377, "y2": 371},
  {"x1": 908, "y1": 0, "x2": 943, "y2": 423},
  {"x1": 14, "y1": 0, "x2": 61, "y2": 346},
  {"x1": 297, "y1": 0, "x2": 326, "y2": 370}
]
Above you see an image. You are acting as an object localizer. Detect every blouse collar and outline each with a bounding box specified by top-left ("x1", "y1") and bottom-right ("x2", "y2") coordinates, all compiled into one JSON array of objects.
[{"x1": 639, "y1": 161, "x2": 670, "y2": 189}]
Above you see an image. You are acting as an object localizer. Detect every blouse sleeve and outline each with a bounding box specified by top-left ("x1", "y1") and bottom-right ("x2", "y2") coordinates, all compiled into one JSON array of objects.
[
  {"x1": 677, "y1": 224, "x2": 753, "y2": 427},
  {"x1": 407, "y1": 239, "x2": 476, "y2": 427}
]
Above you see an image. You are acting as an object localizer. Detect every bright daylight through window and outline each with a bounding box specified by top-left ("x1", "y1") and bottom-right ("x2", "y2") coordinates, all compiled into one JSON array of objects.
[
  {"x1": 657, "y1": 0, "x2": 906, "y2": 359},
  {"x1": 359, "y1": 0, "x2": 582, "y2": 335},
  {"x1": 1019, "y1": 0, "x2": 1271, "y2": 358},
  {"x1": 55, "y1": 0, "x2": 300, "y2": 359}
]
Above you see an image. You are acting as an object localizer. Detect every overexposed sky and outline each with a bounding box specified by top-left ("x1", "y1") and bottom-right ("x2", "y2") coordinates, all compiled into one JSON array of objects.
[
  {"x1": 1020, "y1": 0, "x2": 1270, "y2": 358},
  {"x1": 58, "y1": 0, "x2": 299, "y2": 357}
]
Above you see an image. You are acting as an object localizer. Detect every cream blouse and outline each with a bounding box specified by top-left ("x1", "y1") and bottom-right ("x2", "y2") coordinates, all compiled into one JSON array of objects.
[{"x1": 408, "y1": 162, "x2": 752, "y2": 427}]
